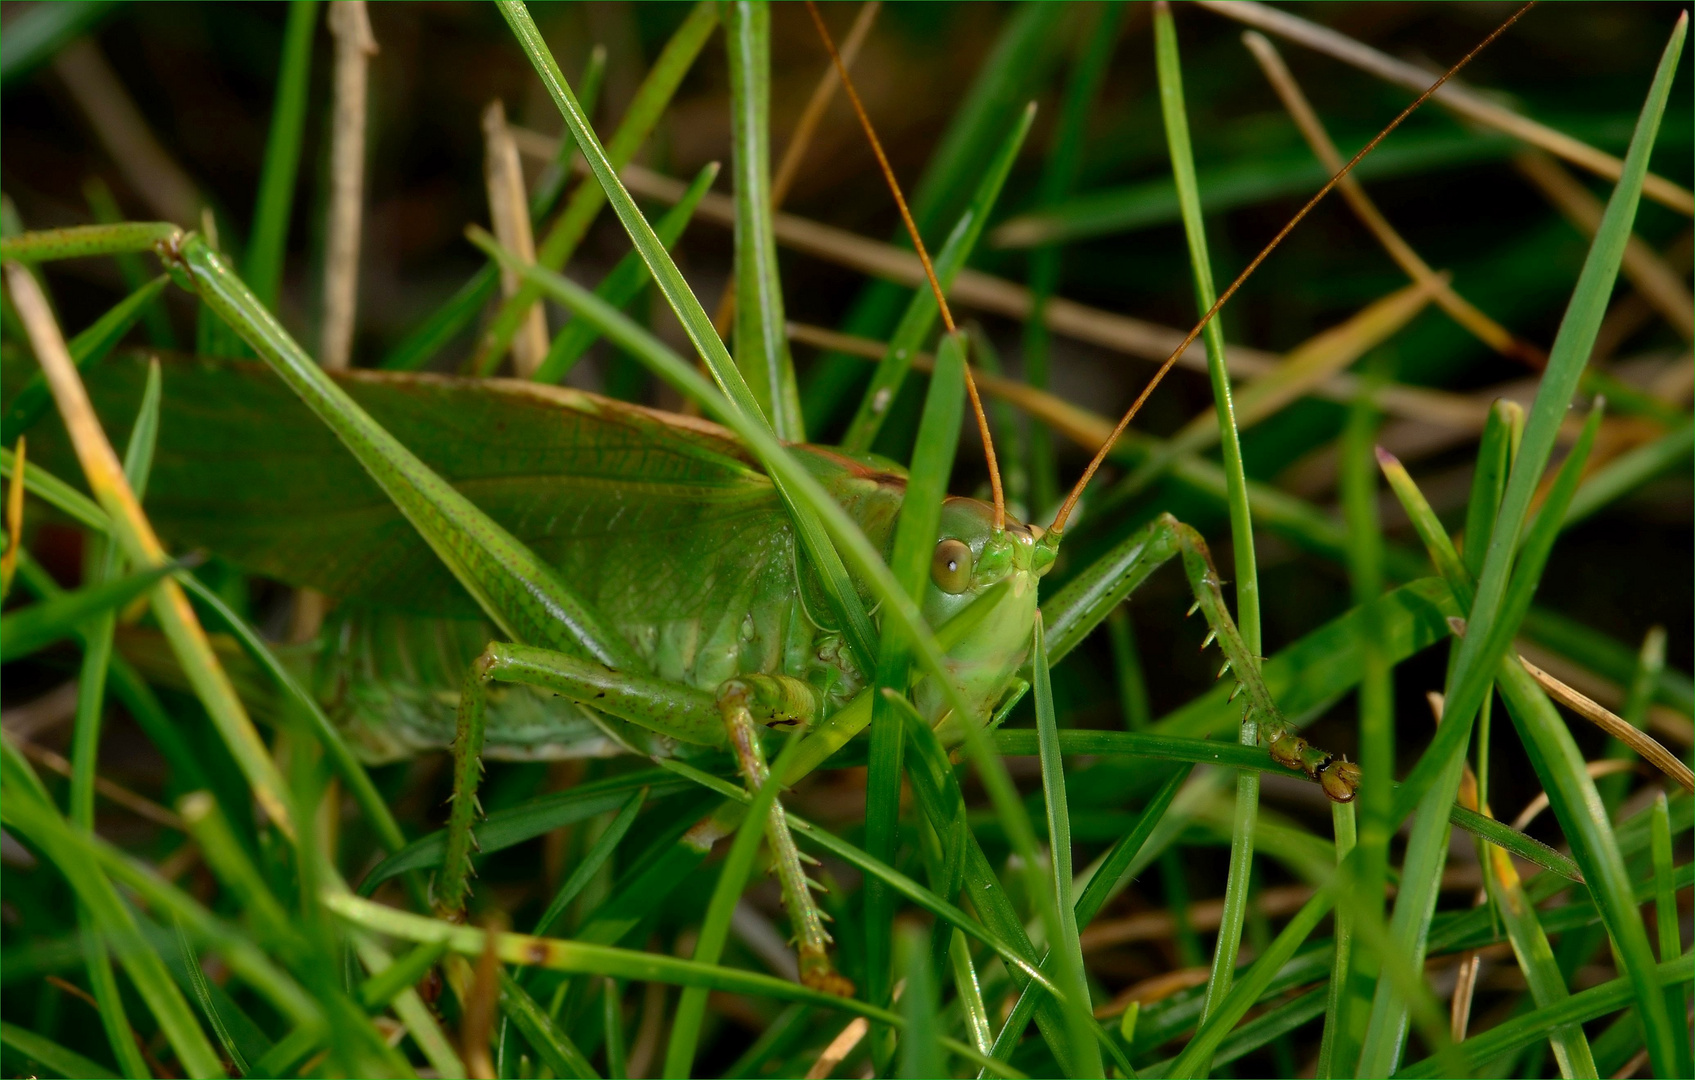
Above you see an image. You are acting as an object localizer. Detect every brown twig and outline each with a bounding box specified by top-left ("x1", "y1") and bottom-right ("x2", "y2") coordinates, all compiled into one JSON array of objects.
[
  {"x1": 482, "y1": 99, "x2": 549, "y2": 376},
  {"x1": 322, "y1": 0, "x2": 378, "y2": 372},
  {"x1": 1, "y1": 435, "x2": 24, "y2": 599},
  {"x1": 1243, "y1": 30, "x2": 1547, "y2": 369},
  {"x1": 1517, "y1": 655, "x2": 1693, "y2": 791},
  {"x1": 1196, "y1": 0, "x2": 1694, "y2": 216}
]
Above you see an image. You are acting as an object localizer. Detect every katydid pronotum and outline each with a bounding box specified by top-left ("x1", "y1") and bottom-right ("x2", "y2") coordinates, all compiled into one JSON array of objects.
[{"x1": 2, "y1": 2, "x2": 1548, "y2": 1002}]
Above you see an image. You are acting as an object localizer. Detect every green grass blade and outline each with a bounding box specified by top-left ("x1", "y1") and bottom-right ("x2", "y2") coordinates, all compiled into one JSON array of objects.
[
  {"x1": 472, "y1": 1, "x2": 719, "y2": 373},
  {"x1": 1032, "y1": 613, "x2": 1105, "y2": 1078},
  {"x1": 1461, "y1": 400, "x2": 1516, "y2": 582},
  {"x1": 0, "y1": 1020, "x2": 118, "y2": 1079},
  {"x1": 1339, "y1": 381, "x2": 1389, "y2": 1076},
  {"x1": 174, "y1": 571, "x2": 408, "y2": 855},
  {"x1": 0, "y1": 561, "x2": 178, "y2": 662},
  {"x1": 531, "y1": 789, "x2": 644, "y2": 938},
  {"x1": 1554, "y1": 419, "x2": 1692, "y2": 530},
  {"x1": 724, "y1": 0, "x2": 801, "y2": 439},
  {"x1": 378, "y1": 263, "x2": 498, "y2": 371},
  {"x1": 840, "y1": 103, "x2": 1036, "y2": 452},
  {"x1": 358, "y1": 939, "x2": 451, "y2": 1009},
  {"x1": 1, "y1": 748, "x2": 227, "y2": 1079},
  {"x1": 1315, "y1": 801, "x2": 1357, "y2": 1080},
  {"x1": 1483, "y1": 841, "x2": 1598, "y2": 1079},
  {"x1": 898, "y1": 923, "x2": 945, "y2": 1079},
  {"x1": 1389, "y1": 6, "x2": 1685, "y2": 837},
  {"x1": 350, "y1": 935, "x2": 463, "y2": 1077},
  {"x1": 178, "y1": 234, "x2": 641, "y2": 670},
  {"x1": 530, "y1": 46, "x2": 608, "y2": 221},
  {"x1": 243, "y1": 0, "x2": 318, "y2": 310},
  {"x1": 174, "y1": 921, "x2": 252, "y2": 1076},
  {"x1": 330, "y1": 891, "x2": 1028, "y2": 1076},
  {"x1": 499, "y1": 970, "x2": 602, "y2": 1080},
  {"x1": 865, "y1": 331, "x2": 967, "y2": 1010},
  {"x1": 951, "y1": 930, "x2": 994, "y2": 1056},
  {"x1": 533, "y1": 161, "x2": 720, "y2": 385},
  {"x1": 70, "y1": 365, "x2": 160, "y2": 1080},
  {"x1": 1154, "y1": 14, "x2": 1263, "y2": 1063},
  {"x1": 1395, "y1": 955, "x2": 1694, "y2": 1079},
  {"x1": 662, "y1": 734, "x2": 798, "y2": 1080},
  {"x1": 1648, "y1": 792, "x2": 1693, "y2": 1078},
  {"x1": 2, "y1": 274, "x2": 170, "y2": 442},
  {"x1": 360, "y1": 771, "x2": 683, "y2": 892},
  {"x1": 1495, "y1": 654, "x2": 1679, "y2": 1075}
]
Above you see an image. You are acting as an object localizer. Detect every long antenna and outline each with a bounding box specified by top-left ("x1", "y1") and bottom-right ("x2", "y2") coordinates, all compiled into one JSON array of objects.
[
  {"x1": 1049, "y1": 1, "x2": 1535, "y2": 534},
  {"x1": 805, "y1": 0, "x2": 1007, "y2": 531}
]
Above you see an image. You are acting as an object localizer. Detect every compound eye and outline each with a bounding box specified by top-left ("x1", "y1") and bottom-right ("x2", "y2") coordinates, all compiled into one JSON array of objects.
[{"x1": 931, "y1": 539, "x2": 973, "y2": 594}]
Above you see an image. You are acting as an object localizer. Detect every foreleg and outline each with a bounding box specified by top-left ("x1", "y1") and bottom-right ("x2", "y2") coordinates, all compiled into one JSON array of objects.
[{"x1": 1174, "y1": 523, "x2": 1361, "y2": 802}]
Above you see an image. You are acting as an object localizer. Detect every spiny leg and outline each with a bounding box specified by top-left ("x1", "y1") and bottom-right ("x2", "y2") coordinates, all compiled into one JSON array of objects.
[
  {"x1": 1174, "y1": 523, "x2": 1361, "y2": 802},
  {"x1": 718, "y1": 675, "x2": 854, "y2": 998},
  {"x1": 435, "y1": 641, "x2": 724, "y2": 920}
]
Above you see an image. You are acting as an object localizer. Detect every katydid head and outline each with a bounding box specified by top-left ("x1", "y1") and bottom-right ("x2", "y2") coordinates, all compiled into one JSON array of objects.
[{"x1": 914, "y1": 497, "x2": 1055, "y2": 726}]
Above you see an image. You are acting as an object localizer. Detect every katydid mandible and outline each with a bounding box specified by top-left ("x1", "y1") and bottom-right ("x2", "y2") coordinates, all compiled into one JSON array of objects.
[{"x1": 0, "y1": 0, "x2": 1539, "y2": 997}]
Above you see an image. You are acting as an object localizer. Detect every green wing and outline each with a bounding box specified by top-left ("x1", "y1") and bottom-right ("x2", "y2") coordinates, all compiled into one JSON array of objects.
[{"x1": 65, "y1": 353, "x2": 789, "y2": 623}]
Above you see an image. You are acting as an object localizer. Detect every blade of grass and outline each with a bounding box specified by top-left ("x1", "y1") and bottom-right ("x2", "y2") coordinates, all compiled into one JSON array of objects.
[
  {"x1": 69, "y1": 361, "x2": 160, "y2": 1080},
  {"x1": 663, "y1": 734, "x2": 802, "y2": 1079},
  {"x1": 725, "y1": 0, "x2": 802, "y2": 439},
  {"x1": 500, "y1": 970, "x2": 601, "y2": 1080},
  {"x1": 0, "y1": 0, "x2": 117, "y2": 89},
  {"x1": 898, "y1": 923, "x2": 944, "y2": 1079},
  {"x1": 1, "y1": 561, "x2": 179, "y2": 662},
  {"x1": 324, "y1": 895, "x2": 1024, "y2": 1079},
  {"x1": 2, "y1": 274, "x2": 171, "y2": 442},
  {"x1": 840, "y1": 103, "x2": 1036, "y2": 452},
  {"x1": 1648, "y1": 792, "x2": 1692, "y2": 1079},
  {"x1": 1338, "y1": 377, "x2": 1388, "y2": 1079},
  {"x1": 1153, "y1": 11, "x2": 1262, "y2": 1069},
  {"x1": 244, "y1": 0, "x2": 318, "y2": 311},
  {"x1": 1397, "y1": 955, "x2": 1694, "y2": 1078},
  {"x1": 533, "y1": 161, "x2": 720, "y2": 385},
  {"x1": 350, "y1": 934, "x2": 465, "y2": 1078},
  {"x1": 1362, "y1": 20, "x2": 1687, "y2": 1072},
  {"x1": 470, "y1": 1, "x2": 719, "y2": 374},
  {"x1": 1, "y1": 746, "x2": 226, "y2": 1079},
  {"x1": 0, "y1": 1020, "x2": 118, "y2": 1079},
  {"x1": 1032, "y1": 613, "x2": 1105, "y2": 1079},
  {"x1": 531, "y1": 789, "x2": 644, "y2": 939},
  {"x1": 865, "y1": 332, "x2": 966, "y2": 1014},
  {"x1": 5, "y1": 259, "x2": 297, "y2": 838}
]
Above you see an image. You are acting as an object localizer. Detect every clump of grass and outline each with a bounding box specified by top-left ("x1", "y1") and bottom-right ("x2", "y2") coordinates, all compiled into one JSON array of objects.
[{"x1": 3, "y1": 4, "x2": 1692, "y2": 1079}]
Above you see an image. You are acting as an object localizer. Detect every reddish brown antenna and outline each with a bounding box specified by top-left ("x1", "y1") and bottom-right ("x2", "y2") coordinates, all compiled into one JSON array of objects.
[
  {"x1": 1049, "y1": 1, "x2": 1535, "y2": 534},
  {"x1": 805, "y1": 0, "x2": 1007, "y2": 532}
]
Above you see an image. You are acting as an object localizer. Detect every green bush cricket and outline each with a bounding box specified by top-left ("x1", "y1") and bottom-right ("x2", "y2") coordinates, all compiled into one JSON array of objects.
[{"x1": 8, "y1": 10, "x2": 1675, "y2": 1071}]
